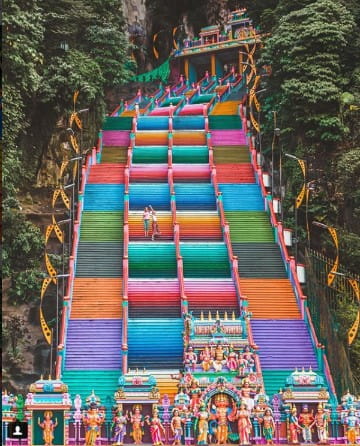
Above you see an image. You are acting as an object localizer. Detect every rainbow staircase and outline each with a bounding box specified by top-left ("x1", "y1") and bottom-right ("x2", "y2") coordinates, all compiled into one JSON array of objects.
[{"x1": 59, "y1": 77, "x2": 336, "y2": 405}]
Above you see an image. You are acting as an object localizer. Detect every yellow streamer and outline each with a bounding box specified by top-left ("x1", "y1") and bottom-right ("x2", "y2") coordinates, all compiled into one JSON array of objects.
[
  {"x1": 45, "y1": 224, "x2": 54, "y2": 244},
  {"x1": 45, "y1": 252, "x2": 57, "y2": 284},
  {"x1": 60, "y1": 190, "x2": 70, "y2": 210},
  {"x1": 172, "y1": 26, "x2": 178, "y2": 50},
  {"x1": 51, "y1": 215, "x2": 64, "y2": 243},
  {"x1": 52, "y1": 189, "x2": 61, "y2": 208},
  {"x1": 74, "y1": 113, "x2": 83, "y2": 130},
  {"x1": 153, "y1": 32, "x2": 159, "y2": 59},
  {"x1": 250, "y1": 111, "x2": 260, "y2": 133},
  {"x1": 326, "y1": 226, "x2": 339, "y2": 286},
  {"x1": 70, "y1": 134, "x2": 80, "y2": 153},
  {"x1": 73, "y1": 90, "x2": 79, "y2": 110},
  {"x1": 40, "y1": 307, "x2": 52, "y2": 345},
  {"x1": 72, "y1": 160, "x2": 78, "y2": 181},
  {"x1": 60, "y1": 161, "x2": 69, "y2": 178},
  {"x1": 295, "y1": 159, "x2": 306, "y2": 209},
  {"x1": 41, "y1": 278, "x2": 52, "y2": 299},
  {"x1": 348, "y1": 280, "x2": 360, "y2": 344}
]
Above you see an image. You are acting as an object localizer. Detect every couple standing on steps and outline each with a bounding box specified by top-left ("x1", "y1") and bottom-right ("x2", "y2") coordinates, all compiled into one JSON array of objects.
[{"x1": 143, "y1": 205, "x2": 161, "y2": 240}]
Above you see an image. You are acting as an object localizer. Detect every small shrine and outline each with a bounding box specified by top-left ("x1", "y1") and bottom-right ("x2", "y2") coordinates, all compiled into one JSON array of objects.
[
  {"x1": 115, "y1": 368, "x2": 160, "y2": 404},
  {"x1": 24, "y1": 376, "x2": 72, "y2": 446},
  {"x1": 281, "y1": 367, "x2": 330, "y2": 403},
  {"x1": 199, "y1": 25, "x2": 220, "y2": 46}
]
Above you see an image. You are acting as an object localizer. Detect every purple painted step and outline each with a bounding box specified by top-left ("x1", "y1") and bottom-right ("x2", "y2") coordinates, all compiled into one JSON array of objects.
[
  {"x1": 251, "y1": 320, "x2": 318, "y2": 370},
  {"x1": 65, "y1": 319, "x2": 122, "y2": 370}
]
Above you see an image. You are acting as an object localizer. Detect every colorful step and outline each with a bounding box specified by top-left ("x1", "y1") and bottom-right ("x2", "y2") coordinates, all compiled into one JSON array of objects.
[
  {"x1": 129, "y1": 184, "x2": 171, "y2": 210},
  {"x1": 215, "y1": 164, "x2": 255, "y2": 183},
  {"x1": 137, "y1": 116, "x2": 169, "y2": 130},
  {"x1": 232, "y1": 242, "x2": 287, "y2": 278},
  {"x1": 211, "y1": 130, "x2": 247, "y2": 146},
  {"x1": 71, "y1": 278, "x2": 123, "y2": 319},
  {"x1": 102, "y1": 131, "x2": 130, "y2": 146},
  {"x1": 173, "y1": 164, "x2": 210, "y2": 182},
  {"x1": 132, "y1": 146, "x2": 168, "y2": 164},
  {"x1": 100, "y1": 146, "x2": 127, "y2": 164},
  {"x1": 80, "y1": 211, "x2": 123, "y2": 241},
  {"x1": 181, "y1": 242, "x2": 231, "y2": 278},
  {"x1": 185, "y1": 279, "x2": 238, "y2": 315},
  {"x1": 62, "y1": 370, "x2": 120, "y2": 404},
  {"x1": 130, "y1": 164, "x2": 168, "y2": 182},
  {"x1": 251, "y1": 319, "x2": 318, "y2": 369},
  {"x1": 172, "y1": 146, "x2": 209, "y2": 164},
  {"x1": 76, "y1": 241, "x2": 123, "y2": 278},
  {"x1": 135, "y1": 131, "x2": 168, "y2": 146},
  {"x1": 218, "y1": 184, "x2": 264, "y2": 211},
  {"x1": 211, "y1": 101, "x2": 240, "y2": 115},
  {"x1": 102, "y1": 116, "x2": 133, "y2": 131},
  {"x1": 88, "y1": 165, "x2": 125, "y2": 184},
  {"x1": 176, "y1": 211, "x2": 222, "y2": 240},
  {"x1": 225, "y1": 211, "x2": 275, "y2": 242},
  {"x1": 128, "y1": 211, "x2": 173, "y2": 240},
  {"x1": 174, "y1": 184, "x2": 216, "y2": 210},
  {"x1": 213, "y1": 146, "x2": 250, "y2": 164},
  {"x1": 65, "y1": 319, "x2": 122, "y2": 370},
  {"x1": 172, "y1": 131, "x2": 206, "y2": 145},
  {"x1": 209, "y1": 115, "x2": 242, "y2": 130},
  {"x1": 128, "y1": 279, "x2": 180, "y2": 318},
  {"x1": 239, "y1": 278, "x2": 301, "y2": 319},
  {"x1": 128, "y1": 242, "x2": 177, "y2": 278},
  {"x1": 173, "y1": 116, "x2": 205, "y2": 129},
  {"x1": 83, "y1": 184, "x2": 124, "y2": 211},
  {"x1": 128, "y1": 318, "x2": 184, "y2": 369}
]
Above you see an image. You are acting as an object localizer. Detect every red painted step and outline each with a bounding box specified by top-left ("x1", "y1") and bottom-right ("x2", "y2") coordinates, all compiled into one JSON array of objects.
[
  {"x1": 215, "y1": 163, "x2": 255, "y2": 183},
  {"x1": 88, "y1": 164, "x2": 125, "y2": 184}
]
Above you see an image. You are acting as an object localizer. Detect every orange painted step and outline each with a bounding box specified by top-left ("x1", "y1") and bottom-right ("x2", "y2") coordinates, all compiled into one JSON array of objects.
[
  {"x1": 177, "y1": 211, "x2": 222, "y2": 240},
  {"x1": 71, "y1": 278, "x2": 123, "y2": 319},
  {"x1": 239, "y1": 278, "x2": 301, "y2": 319},
  {"x1": 211, "y1": 100, "x2": 240, "y2": 115},
  {"x1": 128, "y1": 211, "x2": 173, "y2": 240},
  {"x1": 173, "y1": 131, "x2": 206, "y2": 145},
  {"x1": 121, "y1": 110, "x2": 136, "y2": 117},
  {"x1": 135, "y1": 131, "x2": 168, "y2": 145}
]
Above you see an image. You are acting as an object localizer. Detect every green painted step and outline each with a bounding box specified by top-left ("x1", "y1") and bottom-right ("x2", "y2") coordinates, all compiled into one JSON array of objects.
[
  {"x1": 173, "y1": 146, "x2": 209, "y2": 164},
  {"x1": 181, "y1": 243, "x2": 231, "y2": 278},
  {"x1": 132, "y1": 146, "x2": 168, "y2": 163},
  {"x1": 129, "y1": 243, "x2": 177, "y2": 278},
  {"x1": 225, "y1": 211, "x2": 274, "y2": 242},
  {"x1": 102, "y1": 116, "x2": 133, "y2": 130},
  {"x1": 213, "y1": 146, "x2": 250, "y2": 163},
  {"x1": 209, "y1": 115, "x2": 242, "y2": 130},
  {"x1": 80, "y1": 212, "x2": 123, "y2": 241},
  {"x1": 161, "y1": 96, "x2": 182, "y2": 107},
  {"x1": 192, "y1": 93, "x2": 215, "y2": 104},
  {"x1": 232, "y1": 242, "x2": 288, "y2": 278},
  {"x1": 262, "y1": 370, "x2": 326, "y2": 399},
  {"x1": 101, "y1": 146, "x2": 127, "y2": 164},
  {"x1": 62, "y1": 370, "x2": 120, "y2": 403}
]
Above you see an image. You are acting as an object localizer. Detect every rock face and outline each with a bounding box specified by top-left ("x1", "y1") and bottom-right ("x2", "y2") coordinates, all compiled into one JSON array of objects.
[{"x1": 122, "y1": 0, "x2": 146, "y2": 28}]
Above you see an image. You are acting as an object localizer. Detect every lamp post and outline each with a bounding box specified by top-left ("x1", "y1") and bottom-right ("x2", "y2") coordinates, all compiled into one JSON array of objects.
[
  {"x1": 271, "y1": 117, "x2": 281, "y2": 195},
  {"x1": 284, "y1": 153, "x2": 306, "y2": 263},
  {"x1": 312, "y1": 221, "x2": 339, "y2": 287}
]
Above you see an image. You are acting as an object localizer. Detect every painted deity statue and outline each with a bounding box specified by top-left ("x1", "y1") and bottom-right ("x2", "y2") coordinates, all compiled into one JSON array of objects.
[
  {"x1": 200, "y1": 347, "x2": 213, "y2": 372},
  {"x1": 197, "y1": 402, "x2": 210, "y2": 446},
  {"x1": 112, "y1": 409, "x2": 127, "y2": 446},
  {"x1": 83, "y1": 405, "x2": 104, "y2": 446},
  {"x1": 313, "y1": 404, "x2": 329, "y2": 444},
  {"x1": 342, "y1": 409, "x2": 359, "y2": 445},
  {"x1": 184, "y1": 408, "x2": 194, "y2": 445},
  {"x1": 189, "y1": 379, "x2": 202, "y2": 414},
  {"x1": 258, "y1": 408, "x2": 275, "y2": 445},
  {"x1": 288, "y1": 407, "x2": 300, "y2": 444},
  {"x1": 237, "y1": 354, "x2": 248, "y2": 376},
  {"x1": 298, "y1": 405, "x2": 314, "y2": 444},
  {"x1": 38, "y1": 410, "x2": 58, "y2": 446},
  {"x1": 213, "y1": 344, "x2": 226, "y2": 372},
  {"x1": 233, "y1": 403, "x2": 252, "y2": 445},
  {"x1": 171, "y1": 409, "x2": 184, "y2": 446},
  {"x1": 210, "y1": 394, "x2": 235, "y2": 445},
  {"x1": 240, "y1": 379, "x2": 255, "y2": 411},
  {"x1": 146, "y1": 407, "x2": 165, "y2": 446},
  {"x1": 226, "y1": 345, "x2": 238, "y2": 371},
  {"x1": 184, "y1": 347, "x2": 198, "y2": 371},
  {"x1": 129, "y1": 405, "x2": 144, "y2": 445}
]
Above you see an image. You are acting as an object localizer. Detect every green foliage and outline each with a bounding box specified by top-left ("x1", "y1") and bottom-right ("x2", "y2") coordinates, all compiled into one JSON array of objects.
[{"x1": 2, "y1": 315, "x2": 31, "y2": 367}]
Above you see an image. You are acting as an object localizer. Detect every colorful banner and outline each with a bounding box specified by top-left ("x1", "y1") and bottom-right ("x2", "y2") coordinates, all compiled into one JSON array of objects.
[
  {"x1": 295, "y1": 159, "x2": 306, "y2": 209},
  {"x1": 348, "y1": 280, "x2": 359, "y2": 345},
  {"x1": 327, "y1": 226, "x2": 338, "y2": 286}
]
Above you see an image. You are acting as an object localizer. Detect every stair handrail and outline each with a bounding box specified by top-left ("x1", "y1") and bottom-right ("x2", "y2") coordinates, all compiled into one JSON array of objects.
[
  {"x1": 56, "y1": 146, "x2": 95, "y2": 378},
  {"x1": 244, "y1": 97, "x2": 337, "y2": 400}
]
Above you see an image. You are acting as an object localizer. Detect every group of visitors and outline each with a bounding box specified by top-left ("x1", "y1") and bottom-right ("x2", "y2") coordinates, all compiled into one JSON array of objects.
[{"x1": 143, "y1": 205, "x2": 161, "y2": 240}]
